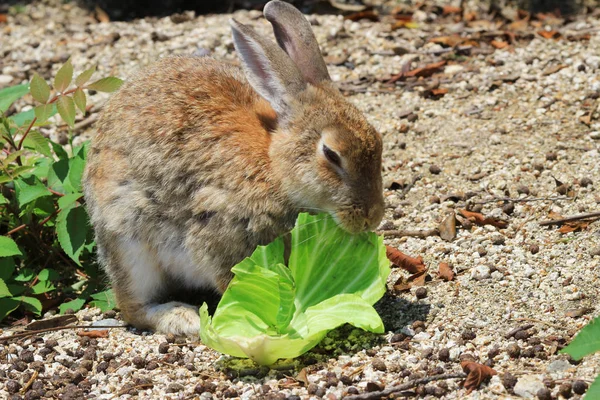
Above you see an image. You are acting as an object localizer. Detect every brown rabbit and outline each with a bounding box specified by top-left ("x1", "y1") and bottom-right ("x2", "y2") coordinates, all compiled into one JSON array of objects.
[{"x1": 83, "y1": 0, "x2": 384, "y2": 336}]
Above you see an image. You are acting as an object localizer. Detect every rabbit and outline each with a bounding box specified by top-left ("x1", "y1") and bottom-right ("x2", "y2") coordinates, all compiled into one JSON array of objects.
[{"x1": 83, "y1": 0, "x2": 385, "y2": 336}]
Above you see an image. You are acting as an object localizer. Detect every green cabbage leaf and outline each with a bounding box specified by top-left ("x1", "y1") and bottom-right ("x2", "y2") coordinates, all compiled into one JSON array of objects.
[{"x1": 199, "y1": 213, "x2": 390, "y2": 365}]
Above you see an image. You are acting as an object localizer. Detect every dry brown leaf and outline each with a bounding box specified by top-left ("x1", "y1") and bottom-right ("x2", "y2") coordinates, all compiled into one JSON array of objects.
[
  {"x1": 442, "y1": 6, "x2": 462, "y2": 15},
  {"x1": 386, "y1": 245, "x2": 427, "y2": 274},
  {"x1": 430, "y1": 88, "x2": 448, "y2": 97},
  {"x1": 490, "y1": 40, "x2": 509, "y2": 49},
  {"x1": 0, "y1": 14, "x2": 7, "y2": 23},
  {"x1": 458, "y1": 209, "x2": 509, "y2": 229},
  {"x1": 461, "y1": 361, "x2": 497, "y2": 394},
  {"x1": 393, "y1": 271, "x2": 428, "y2": 291},
  {"x1": 542, "y1": 64, "x2": 566, "y2": 76},
  {"x1": 94, "y1": 5, "x2": 110, "y2": 23},
  {"x1": 344, "y1": 10, "x2": 379, "y2": 22},
  {"x1": 296, "y1": 368, "x2": 309, "y2": 386},
  {"x1": 538, "y1": 30, "x2": 560, "y2": 39},
  {"x1": 507, "y1": 18, "x2": 529, "y2": 31},
  {"x1": 438, "y1": 262, "x2": 455, "y2": 281},
  {"x1": 429, "y1": 35, "x2": 464, "y2": 47},
  {"x1": 439, "y1": 213, "x2": 457, "y2": 241},
  {"x1": 558, "y1": 221, "x2": 590, "y2": 233},
  {"x1": 77, "y1": 329, "x2": 109, "y2": 338}
]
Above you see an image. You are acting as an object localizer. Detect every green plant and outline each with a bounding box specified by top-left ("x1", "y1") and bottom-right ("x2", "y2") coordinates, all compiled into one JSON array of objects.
[
  {"x1": 561, "y1": 317, "x2": 600, "y2": 398},
  {"x1": 200, "y1": 213, "x2": 390, "y2": 365},
  {"x1": 0, "y1": 60, "x2": 122, "y2": 322}
]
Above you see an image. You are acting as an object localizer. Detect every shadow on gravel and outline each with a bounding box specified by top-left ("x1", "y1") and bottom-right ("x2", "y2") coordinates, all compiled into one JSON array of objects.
[{"x1": 375, "y1": 293, "x2": 431, "y2": 332}]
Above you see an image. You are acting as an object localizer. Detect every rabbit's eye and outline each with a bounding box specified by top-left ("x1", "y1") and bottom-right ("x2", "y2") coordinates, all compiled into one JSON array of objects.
[{"x1": 323, "y1": 145, "x2": 341, "y2": 167}]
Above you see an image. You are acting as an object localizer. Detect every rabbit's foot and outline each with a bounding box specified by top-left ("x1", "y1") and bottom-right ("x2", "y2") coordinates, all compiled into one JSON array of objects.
[{"x1": 146, "y1": 302, "x2": 201, "y2": 336}]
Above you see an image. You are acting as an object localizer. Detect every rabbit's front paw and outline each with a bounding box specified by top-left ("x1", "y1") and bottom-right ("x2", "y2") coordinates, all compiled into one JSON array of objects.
[{"x1": 146, "y1": 302, "x2": 201, "y2": 337}]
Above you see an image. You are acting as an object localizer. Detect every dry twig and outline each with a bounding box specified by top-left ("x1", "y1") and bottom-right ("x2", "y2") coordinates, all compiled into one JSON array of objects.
[
  {"x1": 0, "y1": 324, "x2": 127, "y2": 343},
  {"x1": 344, "y1": 373, "x2": 467, "y2": 400},
  {"x1": 377, "y1": 228, "x2": 439, "y2": 238},
  {"x1": 539, "y1": 211, "x2": 600, "y2": 226}
]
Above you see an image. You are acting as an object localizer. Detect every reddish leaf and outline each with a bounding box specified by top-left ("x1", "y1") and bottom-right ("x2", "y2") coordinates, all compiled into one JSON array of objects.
[
  {"x1": 344, "y1": 10, "x2": 379, "y2": 22},
  {"x1": 77, "y1": 329, "x2": 109, "y2": 338},
  {"x1": 558, "y1": 221, "x2": 590, "y2": 234},
  {"x1": 458, "y1": 209, "x2": 508, "y2": 229},
  {"x1": 442, "y1": 6, "x2": 462, "y2": 15},
  {"x1": 538, "y1": 30, "x2": 560, "y2": 39},
  {"x1": 405, "y1": 60, "x2": 447, "y2": 78},
  {"x1": 386, "y1": 245, "x2": 426, "y2": 274},
  {"x1": 438, "y1": 262, "x2": 455, "y2": 281},
  {"x1": 491, "y1": 40, "x2": 509, "y2": 49},
  {"x1": 461, "y1": 361, "x2": 497, "y2": 394},
  {"x1": 0, "y1": 14, "x2": 7, "y2": 23}
]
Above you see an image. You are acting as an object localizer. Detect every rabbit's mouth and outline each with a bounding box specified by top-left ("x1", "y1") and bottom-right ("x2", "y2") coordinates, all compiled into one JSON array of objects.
[{"x1": 330, "y1": 204, "x2": 384, "y2": 234}]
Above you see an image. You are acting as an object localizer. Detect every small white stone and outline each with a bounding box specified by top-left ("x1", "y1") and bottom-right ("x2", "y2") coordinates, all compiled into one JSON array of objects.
[
  {"x1": 490, "y1": 134, "x2": 502, "y2": 145},
  {"x1": 449, "y1": 347, "x2": 462, "y2": 361},
  {"x1": 491, "y1": 271, "x2": 504, "y2": 280},
  {"x1": 471, "y1": 265, "x2": 491, "y2": 280},
  {"x1": 523, "y1": 266, "x2": 535, "y2": 278},
  {"x1": 445, "y1": 65, "x2": 465, "y2": 75},
  {"x1": 0, "y1": 74, "x2": 13, "y2": 85},
  {"x1": 514, "y1": 375, "x2": 545, "y2": 398},
  {"x1": 412, "y1": 332, "x2": 431, "y2": 341}
]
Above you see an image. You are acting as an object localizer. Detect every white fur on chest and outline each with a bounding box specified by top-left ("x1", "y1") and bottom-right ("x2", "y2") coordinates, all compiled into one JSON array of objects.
[{"x1": 118, "y1": 237, "x2": 218, "y2": 303}]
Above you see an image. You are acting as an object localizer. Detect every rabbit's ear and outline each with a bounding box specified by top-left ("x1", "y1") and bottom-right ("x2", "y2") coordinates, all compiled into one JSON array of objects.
[
  {"x1": 263, "y1": 0, "x2": 331, "y2": 85},
  {"x1": 230, "y1": 18, "x2": 306, "y2": 119}
]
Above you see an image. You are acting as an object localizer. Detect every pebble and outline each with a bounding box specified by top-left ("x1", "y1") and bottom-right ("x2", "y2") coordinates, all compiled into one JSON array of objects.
[
  {"x1": 471, "y1": 265, "x2": 491, "y2": 280},
  {"x1": 0, "y1": 75, "x2": 13, "y2": 84},
  {"x1": 513, "y1": 375, "x2": 545, "y2": 398}
]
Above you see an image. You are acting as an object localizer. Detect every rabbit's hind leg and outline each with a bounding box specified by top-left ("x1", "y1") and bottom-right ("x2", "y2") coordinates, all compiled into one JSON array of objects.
[{"x1": 101, "y1": 236, "x2": 201, "y2": 336}]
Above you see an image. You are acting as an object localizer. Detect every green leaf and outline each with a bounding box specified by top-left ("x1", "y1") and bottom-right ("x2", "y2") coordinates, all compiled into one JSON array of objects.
[
  {"x1": 14, "y1": 268, "x2": 34, "y2": 282},
  {"x1": 0, "y1": 236, "x2": 22, "y2": 257},
  {"x1": 30, "y1": 73, "x2": 51, "y2": 104},
  {"x1": 89, "y1": 289, "x2": 117, "y2": 312},
  {"x1": 587, "y1": 375, "x2": 600, "y2": 399},
  {"x1": 31, "y1": 280, "x2": 55, "y2": 294},
  {"x1": 14, "y1": 178, "x2": 52, "y2": 207},
  {"x1": 53, "y1": 58, "x2": 73, "y2": 94},
  {"x1": 56, "y1": 205, "x2": 89, "y2": 265},
  {"x1": 59, "y1": 297, "x2": 86, "y2": 314},
  {"x1": 56, "y1": 96, "x2": 76, "y2": 127},
  {"x1": 200, "y1": 213, "x2": 390, "y2": 365},
  {"x1": 73, "y1": 88, "x2": 86, "y2": 114},
  {"x1": 37, "y1": 268, "x2": 60, "y2": 281},
  {"x1": 10, "y1": 106, "x2": 57, "y2": 127},
  {"x1": 0, "y1": 297, "x2": 20, "y2": 320},
  {"x1": 0, "y1": 258, "x2": 16, "y2": 280},
  {"x1": 20, "y1": 296, "x2": 42, "y2": 315},
  {"x1": 51, "y1": 141, "x2": 69, "y2": 160},
  {"x1": 66, "y1": 155, "x2": 85, "y2": 192},
  {"x1": 0, "y1": 278, "x2": 10, "y2": 298},
  {"x1": 561, "y1": 317, "x2": 600, "y2": 360},
  {"x1": 87, "y1": 77, "x2": 123, "y2": 93},
  {"x1": 7, "y1": 284, "x2": 25, "y2": 296},
  {"x1": 0, "y1": 193, "x2": 7, "y2": 205},
  {"x1": 75, "y1": 66, "x2": 96, "y2": 87},
  {"x1": 9, "y1": 108, "x2": 35, "y2": 127},
  {"x1": 58, "y1": 192, "x2": 82, "y2": 211},
  {"x1": 0, "y1": 84, "x2": 29, "y2": 113},
  {"x1": 34, "y1": 104, "x2": 54, "y2": 123},
  {"x1": 22, "y1": 130, "x2": 52, "y2": 157}
]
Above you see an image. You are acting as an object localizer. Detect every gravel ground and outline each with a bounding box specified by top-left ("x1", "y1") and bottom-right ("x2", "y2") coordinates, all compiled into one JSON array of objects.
[{"x1": 1, "y1": 1, "x2": 600, "y2": 399}]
